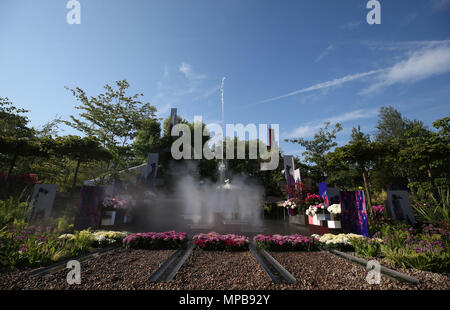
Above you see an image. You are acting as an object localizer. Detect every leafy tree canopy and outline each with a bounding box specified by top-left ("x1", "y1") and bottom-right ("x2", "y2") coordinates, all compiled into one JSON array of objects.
[{"x1": 285, "y1": 122, "x2": 342, "y2": 178}]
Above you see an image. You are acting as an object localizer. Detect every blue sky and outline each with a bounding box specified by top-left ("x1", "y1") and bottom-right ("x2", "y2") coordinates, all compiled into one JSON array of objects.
[{"x1": 0, "y1": 0, "x2": 449, "y2": 158}]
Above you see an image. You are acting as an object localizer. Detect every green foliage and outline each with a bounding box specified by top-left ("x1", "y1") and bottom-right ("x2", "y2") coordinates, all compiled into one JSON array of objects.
[
  {"x1": 71, "y1": 230, "x2": 95, "y2": 253},
  {"x1": 366, "y1": 223, "x2": 450, "y2": 272},
  {"x1": 327, "y1": 126, "x2": 382, "y2": 213},
  {"x1": 412, "y1": 187, "x2": 450, "y2": 223},
  {"x1": 0, "y1": 97, "x2": 32, "y2": 139},
  {"x1": 133, "y1": 118, "x2": 162, "y2": 159},
  {"x1": 375, "y1": 106, "x2": 409, "y2": 142},
  {"x1": 0, "y1": 220, "x2": 92, "y2": 268},
  {"x1": 349, "y1": 236, "x2": 382, "y2": 258},
  {"x1": 380, "y1": 245, "x2": 449, "y2": 273},
  {"x1": 56, "y1": 217, "x2": 73, "y2": 233},
  {"x1": 0, "y1": 197, "x2": 29, "y2": 229},
  {"x1": 285, "y1": 122, "x2": 342, "y2": 179},
  {"x1": 64, "y1": 80, "x2": 158, "y2": 170},
  {"x1": 53, "y1": 135, "x2": 112, "y2": 188}
]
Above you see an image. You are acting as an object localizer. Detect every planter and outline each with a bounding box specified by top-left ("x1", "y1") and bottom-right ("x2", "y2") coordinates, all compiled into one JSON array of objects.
[
  {"x1": 289, "y1": 214, "x2": 308, "y2": 225},
  {"x1": 309, "y1": 224, "x2": 343, "y2": 235},
  {"x1": 327, "y1": 220, "x2": 342, "y2": 229},
  {"x1": 330, "y1": 214, "x2": 341, "y2": 221},
  {"x1": 101, "y1": 211, "x2": 116, "y2": 226},
  {"x1": 312, "y1": 214, "x2": 330, "y2": 226}
]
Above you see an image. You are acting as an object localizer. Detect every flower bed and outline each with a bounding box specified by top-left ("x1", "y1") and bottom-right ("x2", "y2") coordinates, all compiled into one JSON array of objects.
[
  {"x1": 193, "y1": 232, "x2": 249, "y2": 251},
  {"x1": 254, "y1": 234, "x2": 318, "y2": 252},
  {"x1": 0, "y1": 222, "x2": 95, "y2": 268},
  {"x1": 312, "y1": 233, "x2": 364, "y2": 252},
  {"x1": 59, "y1": 230, "x2": 129, "y2": 248},
  {"x1": 122, "y1": 231, "x2": 187, "y2": 250},
  {"x1": 357, "y1": 224, "x2": 450, "y2": 272},
  {"x1": 348, "y1": 235, "x2": 383, "y2": 258}
]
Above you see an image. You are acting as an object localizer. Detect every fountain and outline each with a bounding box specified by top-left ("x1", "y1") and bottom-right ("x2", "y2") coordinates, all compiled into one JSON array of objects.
[{"x1": 176, "y1": 77, "x2": 265, "y2": 234}]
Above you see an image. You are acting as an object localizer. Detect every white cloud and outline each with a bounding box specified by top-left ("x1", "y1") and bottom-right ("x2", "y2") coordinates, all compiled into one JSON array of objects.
[
  {"x1": 260, "y1": 69, "x2": 383, "y2": 103},
  {"x1": 179, "y1": 62, "x2": 192, "y2": 78},
  {"x1": 260, "y1": 41, "x2": 450, "y2": 103},
  {"x1": 314, "y1": 44, "x2": 335, "y2": 63},
  {"x1": 362, "y1": 45, "x2": 450, "y2": 94},
  {"x1": 152, "y1": 63, "x2": 219, "y2": 116},
  {"x1": 179, "y1": 61, "x2": 207, "y2": 80},
  {"x1": 286, "y1": 108, "x2": 378, "y2": 139}
]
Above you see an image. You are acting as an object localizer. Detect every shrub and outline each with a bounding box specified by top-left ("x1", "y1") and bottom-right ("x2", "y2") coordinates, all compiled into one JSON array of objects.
[
  {"x1": 0, "y1": 220, "x2": 89, "y2": 268},
  {"x1": 0, "y1": 197, "x2": 29, "y2": 228},
  {"x1": 378, "y1": 223, "x2": 450, "y2": 272},
  {"x1": 193, "y1": 232, "x2": 248, "y2": 251},
  {"x1": 412, "y1": 187, "x2": 450, "y2": 224},
  {"x1": 254, "y1": 234, "x2": 318, "y2": 252},
  {"x1": 349, "y1": 236, "x2": 382, "y2": 258},
  {"x1": 381, "y1": 245, "x2": 449, "y2": 273}
]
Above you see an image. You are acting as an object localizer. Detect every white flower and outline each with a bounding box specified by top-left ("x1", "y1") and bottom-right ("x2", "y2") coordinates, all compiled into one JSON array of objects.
[{"x1": 327, "y1": 204, "x2": 341, "y2": 215}]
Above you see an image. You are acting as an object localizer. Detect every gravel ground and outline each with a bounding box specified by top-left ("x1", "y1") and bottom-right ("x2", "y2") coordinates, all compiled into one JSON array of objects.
[
  {"x1": 148, "y1": 250, "x2": 274, "y2": 290},
  {"x1": 0, "y1": 248, "x2": 174, "y2": 290},
  {"x1": 269, "y1": 251, "x2": 450, "y2": 290},
  {"x1": 1, "y1": 249, "x2": 448, "y2": 290}
]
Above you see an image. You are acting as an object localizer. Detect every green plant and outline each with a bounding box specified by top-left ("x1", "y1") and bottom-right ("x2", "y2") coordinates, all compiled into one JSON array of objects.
[
  {"x1": 377, "y1": 223, "x2": 450, "y2": 272},
  {"x1": 412, "y1": 186, "x2": 449, "y2": 224},
  {"x1": 380, "y1": 245, "x2": 449, "y2": 273},
  {"x1": 349, "y1": 236, "x2": 382, "y2": 258},
  {"x1": 71, "y1": 230, "x2": 94, "y2": 253},
  {"x1": 0, "y1": 197, "x2": 30, "y2": 229},
  {"x1": 56, "y1": 217, "x2": 73, "y2": 233},
  {"x1": 0, "y1": 221, "x2": 94, "y2": 268}
]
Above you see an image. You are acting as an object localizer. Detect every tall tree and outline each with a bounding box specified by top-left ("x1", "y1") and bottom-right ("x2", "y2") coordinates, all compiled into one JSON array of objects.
[
  {"x1": 0, "y1": 97, "x2": 38, "y2": 176},
  {"x1": 327, "y1": 126, "x2": 382, "y2": 213},
  {"x1": 54, "y1": 136, "x2": 113, "y2": 189},
  {"x1": 133, "y1": 118, "x2": 162, "y2": 159},
  {"x1": 375, "y1": 106, "x2": 407, "y2": 142},
  {"x1": 0, "y1": 97, "x2": 33, "y2": 139},
  {"x1": 64, "y1": 80, "x2": 157, "y2": 169},
  {"x1": 0, "y1": 136, "x2": 41, "y2": 175},
  {"x1": 285, "y1": 122, "x2": 342, "y2": 179},
  {"x1": 399, "y1": 117, "x2": 450, "y2": 194}
]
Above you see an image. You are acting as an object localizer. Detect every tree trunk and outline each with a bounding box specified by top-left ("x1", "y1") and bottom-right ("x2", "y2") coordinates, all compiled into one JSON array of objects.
[
  {"x1": 72, "y1": 159, "x2": 81, "y2": 189},
  {"x1": 362, "y1": 170, "x2": 373, "y2": 215},
  {"x1": 6, "y1": 153, "x2": 19, "y2": 185},
  {"x1": 8, "y1": 153, "x2": 19, "y2": 176}
]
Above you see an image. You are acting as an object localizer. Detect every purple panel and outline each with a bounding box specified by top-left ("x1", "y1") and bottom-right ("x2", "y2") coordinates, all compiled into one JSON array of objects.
[
  {"x1": 74, "y1": 186, "x2": 105, "y2": 230},
  {"x1": 340, "y1": 190, "x2": 369, "y2": 237}
]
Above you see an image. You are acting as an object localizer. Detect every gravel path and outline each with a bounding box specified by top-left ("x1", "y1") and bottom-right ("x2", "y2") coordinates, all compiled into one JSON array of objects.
[
  {"x1": 269, "y1": 251, "x2": 450, "y2": 290},
  {"x1": 0, "y1": 248, "x2": 174, "y2": 290},
  {"x1": 1, "y1": 249, "x2": 448, "y2": 290},
  {"x1": 149, "y1": 250, "x2": 274, "y2": 290}
]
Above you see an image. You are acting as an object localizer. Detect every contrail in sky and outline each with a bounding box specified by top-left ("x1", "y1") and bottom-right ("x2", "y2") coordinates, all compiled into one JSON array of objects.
[{"x1": 259, "y1": 69, "x2": 384, "y2": 104}]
